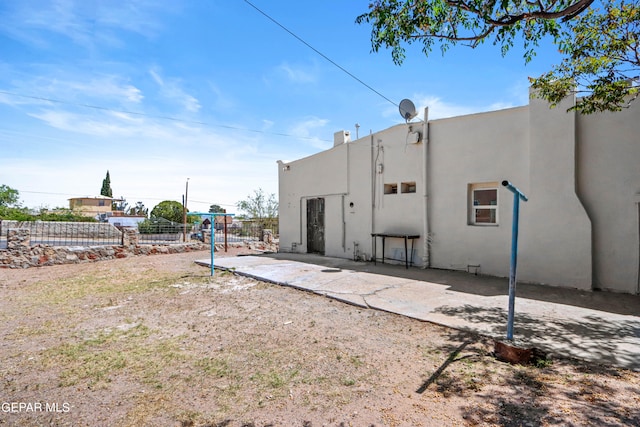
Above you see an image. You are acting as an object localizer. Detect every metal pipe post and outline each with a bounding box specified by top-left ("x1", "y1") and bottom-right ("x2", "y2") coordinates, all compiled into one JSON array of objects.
[
  {"x1": 188, "y1": 212, "x2": 235, "y2": 276},
  {"x1": 501, "y1": 180, "x2": 528, "y2": 341},
  {"x1": 209, "y1": 214, "x2": 218, "y2": 276}
]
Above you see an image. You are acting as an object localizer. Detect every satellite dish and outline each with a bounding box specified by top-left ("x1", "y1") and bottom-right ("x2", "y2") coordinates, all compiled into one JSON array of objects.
[{"x1": 399, "y1": 99, "x2": 418, "y2": 121}]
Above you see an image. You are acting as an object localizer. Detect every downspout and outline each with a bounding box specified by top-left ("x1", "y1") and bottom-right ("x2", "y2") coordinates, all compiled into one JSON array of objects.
[
  {"x1": 422, "y1": 107, "x2": 430, "y2": 268},
  {"x1": 343, "y1": 141, "x2": 351, "y2": 252},
  {"x1": 299, "y1": 199, "x2": 304, "y2": 246},
  {"x1": 342, "y1": 194, "x2": 346, "y2": 251},
  {"x1": 370, "y1": 130, "x2": 375, "y2": 261}
]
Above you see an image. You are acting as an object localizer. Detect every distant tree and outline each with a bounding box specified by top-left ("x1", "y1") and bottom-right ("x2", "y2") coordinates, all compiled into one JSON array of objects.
[
  {"x1": 100, "y1": 171, "x2": 113, "y2": 198},
  {"x1": 115, "y1": 197, "x2": 128, "y2": 212},
  {"x1": 209, "y1": 204, "x2": 226, "y2": 213},
  {"x1": 236, "y1": 188, "x2": 278, "y2": 229},
  {"x1": 0, "y1": 204, "x2": 96, "y2": 222},
  {"x1": 356, "y1": 0, "x2": 640, "y2": 114},
  {"x1": 0, "y1": 207, "x2": 33, "y2": 221},
  {"x1": 0, "y1": 184, "x2": 20, "y2": 207},
  {"x1": 37, "y1": 208, "x2": 97, "y2": 222},
  {"x1": 127, "y1": 201, "x2": 149, "y2": 217},
  {"x1": 150, "y1": 200, "x2": 184, "y2": 223}
]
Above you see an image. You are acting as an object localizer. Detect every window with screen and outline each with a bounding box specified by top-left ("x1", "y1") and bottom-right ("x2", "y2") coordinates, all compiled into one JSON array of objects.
[{"x1": 469, "y1": 182, "x2": 499, "y2": 225}]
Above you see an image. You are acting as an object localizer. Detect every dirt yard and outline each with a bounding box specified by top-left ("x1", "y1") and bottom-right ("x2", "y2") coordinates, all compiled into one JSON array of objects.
[{"x1": 1, "y1": 249, "x2": 638, "y2": 426}]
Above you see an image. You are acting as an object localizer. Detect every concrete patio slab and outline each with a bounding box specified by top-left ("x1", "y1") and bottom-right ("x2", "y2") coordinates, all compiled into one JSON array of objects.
[{"x1": 197, "y1": 253, "x2": 640, "y2": 371}]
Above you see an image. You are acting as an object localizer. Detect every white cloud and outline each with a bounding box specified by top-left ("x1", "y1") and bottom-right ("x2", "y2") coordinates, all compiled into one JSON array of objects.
[
  {"x1": 206, "y1": 82, "x2": 236, "y2": 112},
  {"x1": 487, "y1": 101, "x2": 517, "y2": 111},
  {"x1": 0, "y1": 0, "x2": 168, "y2": 49},
  {"x1": 75, "y1": 76, "x2": 143, "y2": 104},
  {"x1": 93, "y1": 0, "x2": 170, "y2": 38},
  {"x1": 0, "y1": 111, "x2": 281, "y2": 212},
  {"x1": 412, "y1": 95, "x2": 477, "y2": 120},
  {"x1": 149, "y1": 68, "x2": 201, "y2": 113},
  {"x1": 28, "y1": 110, "x2": 134, "y2": 137},
  {"x1": 149, "y1": 69, "x2": 164, "y2": 86},
  {"x1": 25, "y1": 108, "x2": 213, "y2": 150},
  {"x1": 288, "y1": 116, "x2": 331, "y2": 150},
  {"x1": 507, "y1": 78, "x2": 533, "y2": 105},
  {"x1": 385, "y1": 94, "x2": 522, "y2": 122},
  {"x1": 277, "y1": 62, "x2": 317, "y2": 84},
  {"x1": 261, "y1": 119, "x2": 275, "y2": 130},
  {"x1": 3, "y1": 73, "x2": 143, "y2": 106}
]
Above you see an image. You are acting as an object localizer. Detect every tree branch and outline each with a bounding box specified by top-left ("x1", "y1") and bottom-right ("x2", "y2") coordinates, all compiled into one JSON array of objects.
[{"x1": 444, "y1": 0, "x2": 595, "y2": 27}]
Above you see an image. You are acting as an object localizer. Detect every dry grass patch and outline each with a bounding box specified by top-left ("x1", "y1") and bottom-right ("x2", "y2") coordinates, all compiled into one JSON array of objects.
[{"x1": 0, "y1": 251, "x2": 638, "y2": 427}]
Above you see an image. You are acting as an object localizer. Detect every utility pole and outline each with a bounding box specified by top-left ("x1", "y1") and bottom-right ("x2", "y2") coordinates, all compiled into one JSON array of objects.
[{"x1": 183, "y1": 178, "x2": 189, "y2": 242}]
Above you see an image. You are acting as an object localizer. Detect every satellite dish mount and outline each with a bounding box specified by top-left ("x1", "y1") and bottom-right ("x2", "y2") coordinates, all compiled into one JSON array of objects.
[{"x1": 399, "y1": 99, "x2": 418, "y2": 122}]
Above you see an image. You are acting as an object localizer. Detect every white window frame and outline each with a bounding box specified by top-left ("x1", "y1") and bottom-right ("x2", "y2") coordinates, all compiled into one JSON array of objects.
[{"x1": 468, "y1": 182, "x2": 499, "y2": 226}]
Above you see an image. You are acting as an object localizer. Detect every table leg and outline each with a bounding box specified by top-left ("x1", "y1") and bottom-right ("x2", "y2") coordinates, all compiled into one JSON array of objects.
[
  {"x1": 382, "y1": 237, "x2": 385, "y2": 264},
  {"x1": 404, "y1": 237, "x2": 409, "y2": 269},
  {"x1": 410, "y1": 238, "x2": 415, "y2": 267},
  {"x1": 373, "y1": 236, "x2": 377, "y2": 265}
]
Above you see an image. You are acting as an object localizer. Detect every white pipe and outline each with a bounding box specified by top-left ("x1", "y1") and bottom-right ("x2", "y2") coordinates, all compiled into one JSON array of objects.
[
  {"x1": 341, "y1": 194, "x2": 346, "y2": 251},
  {"x1": 422, "y1": 107, "x2": 430, "y2": 268},
  {"x1": 370, "y1": 130, "x2": 375, "y2": 260}
]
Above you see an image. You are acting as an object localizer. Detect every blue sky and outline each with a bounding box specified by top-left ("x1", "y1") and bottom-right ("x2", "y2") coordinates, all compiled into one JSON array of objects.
[{"x1": 0, "y1": 0, "x2": 562, "y2": 214}]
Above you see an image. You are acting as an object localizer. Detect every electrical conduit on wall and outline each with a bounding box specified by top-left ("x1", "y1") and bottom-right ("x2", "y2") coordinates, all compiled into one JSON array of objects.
[{"x1": 422, "y1": 107, "x2": 430, "y2": 268}]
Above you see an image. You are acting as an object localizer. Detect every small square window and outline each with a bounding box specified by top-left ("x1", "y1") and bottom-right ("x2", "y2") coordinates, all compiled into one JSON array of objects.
[
  {"x1": 401, "y1": 182, "x2": 416, "y2": 193},
  {"x1": 468, "y1": 183, "x2": 498, "y2": 225},
  {"x1": 384, "y1": 183, "x2": 398, "y2": 194}
]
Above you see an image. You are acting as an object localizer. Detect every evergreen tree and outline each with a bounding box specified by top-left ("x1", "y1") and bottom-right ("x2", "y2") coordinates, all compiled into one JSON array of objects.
[{"x1": 100, "y1": 171, "x2": 113, "y2": 198}]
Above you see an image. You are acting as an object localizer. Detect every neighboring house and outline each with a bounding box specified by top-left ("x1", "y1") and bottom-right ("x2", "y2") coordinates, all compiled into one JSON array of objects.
[
  {"x1": 278, "y1": 90, "x2": 640, "y2": 294},
  {"x1": 68, "y1": 196, "x2": 118, "y2": 219},
  {"x1": 214, "y1": 215, "x2": 233, "y2": 231}
]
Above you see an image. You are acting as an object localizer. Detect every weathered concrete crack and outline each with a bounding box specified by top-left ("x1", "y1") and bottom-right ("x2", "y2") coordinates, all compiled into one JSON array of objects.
[{"x1": 359, "y1": 280, "x2": 415, "y2": 308}]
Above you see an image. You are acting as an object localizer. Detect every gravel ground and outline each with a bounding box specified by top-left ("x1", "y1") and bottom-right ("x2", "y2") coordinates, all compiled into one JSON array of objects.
[{"x1": 0, "y1": 249, "x2": 638, "y2": 426}]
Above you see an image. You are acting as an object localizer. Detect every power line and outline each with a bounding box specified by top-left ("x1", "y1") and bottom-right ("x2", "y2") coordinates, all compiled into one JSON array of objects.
[
  {"x1": 0, "y1": 5, "x2": 401, "y2": 145},
  {"x1": 243, "y1": 0, "x2": 399, "y2": 108},
  {"x1": 0, "y1": 90, "x2": 332, "y2": 142},
  {"x1": 18, "y1": 190, "x2": 79, "y2": 197}
]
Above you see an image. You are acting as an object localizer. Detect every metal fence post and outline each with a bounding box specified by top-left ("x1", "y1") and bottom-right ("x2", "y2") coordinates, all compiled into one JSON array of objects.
[{"x1": 224, "y1": 217, "x2": 228, "y2": 252}]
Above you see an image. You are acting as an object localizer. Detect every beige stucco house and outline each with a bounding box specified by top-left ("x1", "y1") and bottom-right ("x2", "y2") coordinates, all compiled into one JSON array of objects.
[
  {"x1": 278, "y1": 91, "x2": 640, "y2": 294},
  {"x1": 68, "y1": 196, "x2": 117, "y2": 219}
]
